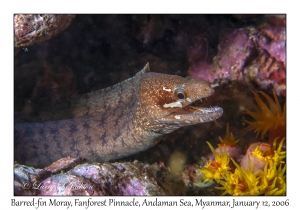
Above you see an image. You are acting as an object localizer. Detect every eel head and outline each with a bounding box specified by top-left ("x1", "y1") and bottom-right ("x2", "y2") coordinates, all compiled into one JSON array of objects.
[{"x1": 137, "y1": 70, "x2": 223, "y2": 134}]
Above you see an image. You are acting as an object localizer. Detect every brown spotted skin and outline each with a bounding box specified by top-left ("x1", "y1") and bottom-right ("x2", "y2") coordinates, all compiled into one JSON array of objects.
[{"x1": 14, "y1": 63, "x2": 223, "y2": 167}]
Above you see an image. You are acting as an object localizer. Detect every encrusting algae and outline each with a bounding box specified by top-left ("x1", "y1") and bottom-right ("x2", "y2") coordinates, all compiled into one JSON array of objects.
[{"x1": 196, "y1": 92, "x2": 286, "y2": 195}]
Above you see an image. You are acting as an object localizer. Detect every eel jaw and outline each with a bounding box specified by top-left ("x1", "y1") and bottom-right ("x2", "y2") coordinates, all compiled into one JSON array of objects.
[
  {"x1": 161, "y1": 102, "x2": 223, "y2": 126},
  {"x1": 176, "y1": 106, "x2": 222, "y2": 124}
]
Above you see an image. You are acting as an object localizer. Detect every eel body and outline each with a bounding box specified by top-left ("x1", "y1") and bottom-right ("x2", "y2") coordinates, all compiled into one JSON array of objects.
[{"x1": 14, "y1": 63, "x2": 223, "y2": 167}]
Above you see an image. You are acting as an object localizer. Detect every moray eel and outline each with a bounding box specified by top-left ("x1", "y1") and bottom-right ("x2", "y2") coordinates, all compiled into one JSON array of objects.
[{"x1": 14, "y1": 63, "x2": 223, "y2": 167}]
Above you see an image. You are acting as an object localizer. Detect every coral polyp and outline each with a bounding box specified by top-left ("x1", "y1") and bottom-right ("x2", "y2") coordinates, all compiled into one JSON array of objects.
[
  {"x1": 240, "y1": 142, "x2": 272, "y2": 173},
  {"x1": 216, "y1": 159, "x2": 262, "y2": 196},
  {"x1": 262, "y1": 161, "x2": 286, "y2": 195},
  {"x1": 271, "y1": 137, "x2": 286, "y2": 165},
  {"x1": 197, "y1": 124, "x2": 286, "y2": 195},
  {"x1": 240, "y1": 138, "x2": 285, "y2": 173},
  {"x1": 201, "y1": 142, "x2": 231, "y2": 182},
  {"x1": 244, "y1": 91, "x2": 286, "y2": 142},
  {"x1": 206, "y1": 124, "x2": 242, "y2": 161},
  {"x1": 219, "y1": 124, "x2": 239, "y2": 146}
]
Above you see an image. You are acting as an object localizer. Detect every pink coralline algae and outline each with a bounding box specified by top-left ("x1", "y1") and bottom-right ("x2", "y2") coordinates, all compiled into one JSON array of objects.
[
  {"x1": 14, "y1": 158, "x2": 165, "y2": 196},
  {"x1": 14, "y1": 14, "x2": 75, "y2": 48},
  {"x1": 189, "y1": 15, "x2": 286, "y2": 96}
]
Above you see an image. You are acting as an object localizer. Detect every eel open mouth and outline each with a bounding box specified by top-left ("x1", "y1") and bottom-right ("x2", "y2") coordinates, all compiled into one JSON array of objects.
[
  {"x1": 172, "y1": 104, "x2": 223, "y2": 124},
  {"x1": 162, "y1": 96, "x2": 223, "y2": 125}
]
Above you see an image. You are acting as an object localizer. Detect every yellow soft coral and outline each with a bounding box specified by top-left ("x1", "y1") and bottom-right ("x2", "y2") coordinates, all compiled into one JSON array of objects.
[
  {"x1": 240, "y1": 142, "x2": 272, "y2": 173},
  {"x1": 200, "y1": 135, "x2": 286, "y2": 195},
  {"x1": 271, "y1": 137, "x2": 286, "y2": 165},
  {"x1": 218, "y1": 124, "x2": 239, "y2": 146},
  {"x1": 244, "y1": 91, "x2": 286, "y2": 142},
  {"x1": 217, "y1": 159, "x2": 262, "y2": 196},
  {"x1": 201, "y1": 141, "x2": 231, "y2": 182},
  {"x1": 217, "y1": 139, "x2": 286, "y2": 195},
  {"x1": 261, "y1": 159, "x2": 286, "y2": 195},
  {"x1": 217, "y1": 157, "x2": 286, "y2": 196}
]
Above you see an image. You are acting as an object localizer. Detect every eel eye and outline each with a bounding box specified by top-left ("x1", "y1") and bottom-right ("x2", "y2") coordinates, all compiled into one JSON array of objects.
[{"x1": 174, "y1": 88, "x2": 186, "y2": 100}]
